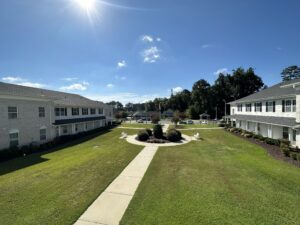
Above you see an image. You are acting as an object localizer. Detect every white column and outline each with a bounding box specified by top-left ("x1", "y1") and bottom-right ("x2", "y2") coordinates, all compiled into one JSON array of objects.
[
  {"x1": 296, "y1": 95, "x2": 300, "y2": 123},
  {"x1": 72, "y1": 124, "x2": 76, "y2": 134}
]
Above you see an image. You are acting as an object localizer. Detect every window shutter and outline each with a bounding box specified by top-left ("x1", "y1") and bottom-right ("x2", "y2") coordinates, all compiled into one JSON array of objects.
[
  {"x1": 282, "y1": 100, "x2": 285, "y2": 112},
  {"x1": 266, "y1": 102, "x2": 268, "y2": 112},
  {"x1": 273, "y1": 101, "x2": 276, "y2": 112}
]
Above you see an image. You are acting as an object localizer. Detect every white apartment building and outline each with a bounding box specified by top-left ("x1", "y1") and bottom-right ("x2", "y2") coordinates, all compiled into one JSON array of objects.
[
  {"x1": 0, "y1": 82, "x2": 113, "y2": 150},
  {"x1": 229, "y1": 78, "x2": 300, "y2": 147}
]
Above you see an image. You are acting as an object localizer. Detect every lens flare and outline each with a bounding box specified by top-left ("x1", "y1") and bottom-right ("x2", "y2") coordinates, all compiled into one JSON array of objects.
[{"x1": 75, "y1": 0, "x2": 96, "y2": 12}]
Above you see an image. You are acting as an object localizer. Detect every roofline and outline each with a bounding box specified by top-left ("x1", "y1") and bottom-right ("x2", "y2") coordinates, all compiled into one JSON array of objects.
[{"x1": 228, "y1": 94, "x2": 296, "y2": 104}]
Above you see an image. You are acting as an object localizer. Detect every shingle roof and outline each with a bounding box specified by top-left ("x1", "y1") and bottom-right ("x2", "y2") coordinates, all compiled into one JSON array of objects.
[
  {"x1": 228, "y1": 114, "x2": 297, "y2": 127},
  {"x1": 0, "y1": 82, "x2": 106, "y2": 107},
  {"x1": 229, "y1": 78, "x2": 300, "y2": 104}
]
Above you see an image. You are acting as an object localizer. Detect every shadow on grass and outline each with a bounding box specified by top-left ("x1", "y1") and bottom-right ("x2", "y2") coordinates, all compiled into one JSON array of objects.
[{"x1": 0, "y1": 129, "x2": 112, "y2": 176}]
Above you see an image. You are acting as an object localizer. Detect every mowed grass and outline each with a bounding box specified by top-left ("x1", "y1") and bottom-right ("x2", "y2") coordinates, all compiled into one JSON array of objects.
[
  {"x1": 0, "y1": 129, "x2": 142, "y2": 225},
  {"x1": 119, "y1": 123, "x2": 154, "y2": 129},
  {"x1": 121, "y1": 129, "x2": 300, "y2": 225},
  {"x1": 170, "y1": 123, "x2": 218, "y2": 129}
]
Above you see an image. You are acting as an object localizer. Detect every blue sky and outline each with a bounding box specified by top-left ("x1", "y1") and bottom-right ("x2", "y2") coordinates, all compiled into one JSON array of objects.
[{"x1": 0, "y1": 0, "x2": 299, "y2": 104}]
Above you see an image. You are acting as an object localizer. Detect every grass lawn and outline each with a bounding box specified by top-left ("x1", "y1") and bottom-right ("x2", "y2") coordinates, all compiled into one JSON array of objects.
[
  {"x1": 121, "y1": 129, "x2": 300, "y2": 225},
  {"x1": 169, "y1": 123, "x2": 218, "y2": 129},
  {"x1": 0, "y1": 129, "x2": 143, "y2": 225},
  {"x1": 119, "y1": 123, "x2": 156, "y2": 129}
]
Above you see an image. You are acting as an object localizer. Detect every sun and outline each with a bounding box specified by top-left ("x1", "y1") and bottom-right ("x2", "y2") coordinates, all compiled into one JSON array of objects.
[{"x1": 75, "y1": 0, "x2": 96, "y2": 11}]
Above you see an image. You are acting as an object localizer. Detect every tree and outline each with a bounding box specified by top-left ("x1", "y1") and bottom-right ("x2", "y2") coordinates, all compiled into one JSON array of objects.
[
  {"x1": 151, "y1": 114, "x2": 160, "y2": 124},
  {"x1": 281, "y1": 65, "x2": 300, "y2": 81},
  {"x1": 191, "y1": 79, "x2": 212, "y2": 116},
  {"x1": 187, "y1": 105, "x2": 198, "y2": 119}
]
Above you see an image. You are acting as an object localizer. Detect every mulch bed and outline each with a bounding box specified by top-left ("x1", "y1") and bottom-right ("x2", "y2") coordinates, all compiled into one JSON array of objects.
[{"x1": 227, "y1": 131, "x2": 300, "y2": 168}]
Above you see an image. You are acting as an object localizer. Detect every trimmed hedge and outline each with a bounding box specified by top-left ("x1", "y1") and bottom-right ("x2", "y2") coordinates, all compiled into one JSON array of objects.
[
  {"x1": 166, "y1": 129, "x2": 182, "y2": 142},
  {"x1": 153, "y1": 124, "x2": 163, "y2": 139},
  {"x1": 137, "y1": 130, "x2": 150, "y2": 141},
  {"x1": 145, "y1": 128, "x2": 152, "y2": 137}
]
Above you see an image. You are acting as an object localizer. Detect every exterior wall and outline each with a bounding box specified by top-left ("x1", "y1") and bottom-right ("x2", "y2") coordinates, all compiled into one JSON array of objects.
[
  {"x1": 0, "y1": 98, "x2": 55, "y2": 149},
  {"x1": 231, "y1": 98, "x2": 296, "y2": 118},
  {"x1": 0, "y1": 97, "x2": 111, "y2": 150}
]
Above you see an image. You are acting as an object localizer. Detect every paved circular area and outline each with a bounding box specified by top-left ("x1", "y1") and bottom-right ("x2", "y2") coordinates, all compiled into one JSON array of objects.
[{"x1": 126, "y1": 134, "x2": 193, "y2": 147}]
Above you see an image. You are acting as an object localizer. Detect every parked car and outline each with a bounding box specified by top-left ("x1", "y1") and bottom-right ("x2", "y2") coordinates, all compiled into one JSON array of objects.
[
  {"x1": 187, "y1": 120, "x2": 194, "y2": 124},
  {"x1": 179, "y1": 120, "x2": 187, "y2": 124},
  {"x1": 137, "y1": 119, "x2": 144, "y2": 123},
  {"x1": 201, "y1": 120, "x2": 208, "y2": 124}
]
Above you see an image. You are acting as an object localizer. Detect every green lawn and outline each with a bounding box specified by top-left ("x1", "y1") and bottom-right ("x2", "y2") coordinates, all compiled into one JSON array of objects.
[
  {"x1": 0, "y1": 129, "x2": 142, "y2": 225},
  {"x1": 121, "y1": 129, "x2": 300, "y2": 225},
  {"x1": 119, "y1": 123, "x2": 156, "y2": 129},
  {"x1": 169, "y1": 123, "x2": 218, "y2": 129}
]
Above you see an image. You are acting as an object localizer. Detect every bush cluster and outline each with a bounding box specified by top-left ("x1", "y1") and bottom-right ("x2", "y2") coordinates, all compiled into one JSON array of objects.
[
  {"x1": 166, "y1": 129, "x2": 182, "y2": 142},
  {"x1": 137, "y1": 130, "x2": 150, "y2": 141},
  {"x1": 153, "y1": 124, "x2": 163, "y2": 139},
  {"x1": 0, "y1": 125, "x2": 112, "y2": 162},
  {"x1": 145, "y1": 128, "x2": 152, "y2": 136}
]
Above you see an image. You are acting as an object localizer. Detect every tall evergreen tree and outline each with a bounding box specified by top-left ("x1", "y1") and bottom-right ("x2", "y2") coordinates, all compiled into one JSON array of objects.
[{"x1": 281, "y1": 65, "x2": 300, "y2": 81}]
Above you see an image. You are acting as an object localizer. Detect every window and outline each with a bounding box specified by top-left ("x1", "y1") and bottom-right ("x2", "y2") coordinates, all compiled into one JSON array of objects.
[
  {"x1": 282, "y1": 99, "x2": 295, "y2": 113},
  {"x1": 293, "y1": 130, "x2": 297, "y2": 142},
  {"x1": 82, "y1": 108, "x2": 88, "y2": 115},
  {"x1": 39, "y1": 107, "x2": 45, "y2": 117},
  {"x1": 8, "y1": 106, "x2": 18, "y2": 119},
  {"x1": 98, "y1": 108, "x2": 103, "y2": 114},
  {"x1": 293, "y1": 100, "x2": 296, "y2": 112},
  {"x1": 237, "y1": 104, "x2": 243, "y2": 112},
  {"x1": 283, "y1": 127, "x2": 289, "y2": 140},
  {"x1": 9, "y1": 131, "x2": 19, "y2": 148},
  {"x1": 40, "y1": 128, "x2": 46, "y2": 141},
  {"x1": 246, "y1": 103, "x2": 252, "y2": 112},
  {"x1": 55, "y1": 108, "x2": 67, "y2": 116},
  {"x1": 75, "y1": 124, "x2": 79, "y2": 132},
  {"x1": 72, "y1": 108, "x2": 79, "y2": 116},
  {"x1": 254, "y1": 102, "x2": 262, "y2": 112},
  {"x1": 266, "y1": 101, "x2": 276, "y2": 112},
  {"x1": 62, "y1": 125, "x2": 68, "y2": 134},
  {"x1": 90, "y1": 108, "x2": 96, "y2": 115}
]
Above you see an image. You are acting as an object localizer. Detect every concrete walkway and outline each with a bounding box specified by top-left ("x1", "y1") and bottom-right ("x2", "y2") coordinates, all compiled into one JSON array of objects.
[{"x1": 74, "y1": 145, "x2": 158, "y2": 225}]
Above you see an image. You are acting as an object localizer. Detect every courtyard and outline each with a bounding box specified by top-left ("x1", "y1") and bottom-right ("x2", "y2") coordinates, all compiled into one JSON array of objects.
[{"x1": 0, "y1": 126, "x2": 299, "y2": 225}]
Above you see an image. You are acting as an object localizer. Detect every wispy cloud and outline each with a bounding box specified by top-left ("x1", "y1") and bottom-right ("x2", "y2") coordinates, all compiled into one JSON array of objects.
[
  {"x1": 141, "y1": 35, "x2": 154, "y2": 43},
  {"x1": 172, "y1": 86, "x2": 183, "y2": 94},
  {"x1": 201, "y1": 44, "x2": 213, "y2": 49},
  {"x1": 106, "y1": 83, "x2": 115, "y2": 88},
  {"x1": 115, "y1": 75, "x2": 127, "y2": 80},
  {"x1": 117, "y1": 60, "x2": 127, "y2": 68},
  {"x1": 142, "y1": 46, "x2": 160, "y2": 63},
  {"x1": 86, "y1": 92, "x2": 164, "y2": 104},
  {"x1": 60, "y1": 82, "x2": 89, "y2": 91},
  {"x1": 214, "y1": 68, "x2": 228, "y2": 75},
  {"x1": 2, "y1": 76, "x2": 24, "y2": 82},
  {"x1": 61, "y1": 77, "x2": 78, "y2": 82},
  {"x1": 1, "y1": 76, "x2": 46, "y2": 88},
  {"x1": 141, "y1": 35, "x2": 162, "y2": 43}
]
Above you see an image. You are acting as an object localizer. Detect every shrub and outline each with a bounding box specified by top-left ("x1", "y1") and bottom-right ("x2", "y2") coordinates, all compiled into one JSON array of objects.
[
  {"x1": 137, "y1": 130, "x2": 149, "y2": 141},
  {"x1": 166, "y1": 129, "x2": 182, "y2": 142},
  {"x1": 291, "y1": 153, "x2": 297, "y2": 160},
  {"x1": 279, "y1": 139, "x2": 290, "y2": 146},
  {"x1": 297, "y1": 154, "x2": 300, "y2": 161},
  {"x1": 280, "y1": 140, "x2": 290, "y2": 157},
  {"x1": 145, "y1": 128, "x2": 152, "y2": 136},
  {"x1": 153, "y1": 124, "x2": 163, "y2": 139},
  {"x1": 264, "y1": 138, "x2": 280, "y2": 146}
]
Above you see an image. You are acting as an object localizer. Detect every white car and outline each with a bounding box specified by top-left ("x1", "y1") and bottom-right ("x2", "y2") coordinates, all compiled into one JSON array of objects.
[
  {"x1": 187, "y1": 120, "x2": 194, "y2": 124},
  {"x1": 201, "y1": 120, "x2": 208, "y2": 124}
]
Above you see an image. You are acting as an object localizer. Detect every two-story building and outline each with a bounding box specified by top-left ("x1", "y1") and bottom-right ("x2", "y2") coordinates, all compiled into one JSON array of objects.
[
  {"x1": 0, "y1": 82, "x2": 113, "y2": 150},
  {"x1": 228, "y1": 78, "x2": 300, "y2": 147}
]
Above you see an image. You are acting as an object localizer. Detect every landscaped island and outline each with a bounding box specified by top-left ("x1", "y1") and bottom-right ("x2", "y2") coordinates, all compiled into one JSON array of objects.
[{"x1": 136, "y1": 124, "x2": 182, "y2": 143}]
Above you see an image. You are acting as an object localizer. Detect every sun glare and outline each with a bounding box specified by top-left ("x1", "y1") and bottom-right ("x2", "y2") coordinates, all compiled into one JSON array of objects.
[{"x1": 75, "y1": 0, "x2": 96, "y2": 12}]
